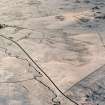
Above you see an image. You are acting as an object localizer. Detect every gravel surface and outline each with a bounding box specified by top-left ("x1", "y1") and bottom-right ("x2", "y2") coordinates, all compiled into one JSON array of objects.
[{"x1": 0, "y1": 0, "x2": 105, "y2": 105}]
